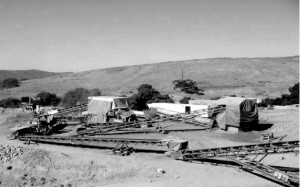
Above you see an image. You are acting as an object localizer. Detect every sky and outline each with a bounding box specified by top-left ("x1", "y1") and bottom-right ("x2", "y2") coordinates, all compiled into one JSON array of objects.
[{"x1": 0, "y1": 0, "x2": 298, "y2": 72}]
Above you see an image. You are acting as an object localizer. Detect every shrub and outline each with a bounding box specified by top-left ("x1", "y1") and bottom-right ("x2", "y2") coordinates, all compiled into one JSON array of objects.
[
  {"x1": 128, "y1": 84, "x2": 174, "y2": 110},
  {"x1": 62, "y1": 88, "x2": 101, "y2": 107},
  {"x1": 262, "y1": 83, "x2": 299, "y2": 106},
  {"x1": 0, "y1": 98, "x2": 21, "y2": 108},
  {"x1": 1, "y1": 78, "x2": 19, "y2": 88},
  {"x1": 36, "y1": 91, "x2": 60, "y2": 106}
]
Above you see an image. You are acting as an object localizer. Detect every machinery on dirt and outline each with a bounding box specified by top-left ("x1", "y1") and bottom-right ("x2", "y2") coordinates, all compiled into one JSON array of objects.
[
  {"x1": 10, "y1": 100, "x2": 220, "y2": 139},
  {"x1": 9, "y1": 120, "x2": 68, "y2": 138},
  {"x1": 20, "y1": 96, "x2": 40, "y2": 111},
  {"x1": 8, "y1": 95, "x2": 300, "y2": 187},
  {"x1": 9, "y1": 103, "x2": 88, "y2": 138}
]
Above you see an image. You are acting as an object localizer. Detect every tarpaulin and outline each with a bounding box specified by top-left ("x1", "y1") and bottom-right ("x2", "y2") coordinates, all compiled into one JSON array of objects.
[
  {"x1": 167, "y1": 140, "x2": 189, "y2": 151},
  {"x1": 47, "y1": 115, "x2": 54, "y2": 123},
  {"x1": 240, "y1": 99, "x2": 258, "y2": 124},
  {"x1": 225, "y1": 105, "x2": 240, "y2": 127},
  {"x1": 213, "y1": 97, "x2": 259, "y2": 130},
  {"x1": 87, "y1": 96, "x2": 129, "y2": 109},
  {"x1": 88, "y1": 100, "x2": 112, "y2": 115},
  {"x1": 113, "y1": 98, "x2": 128, "y2": 109},
  {"x1": 87, "y1": 99, "x2": 112, "y2": 123},
  {"x1": 119, "y1": 110, "x2": 134, "y2": 119},
  {"x1": 216, "y1": 111, "x2": 226, "y2": 129},
  {"x1": 87, "y1": 97, "x2": 131, "y2": 123},
  {"x1": 144, "y1": 108, "x2": 158, "y2": 119},
  {"x1": 88, "y1": 115, "x2": 107, "y2": 123}
]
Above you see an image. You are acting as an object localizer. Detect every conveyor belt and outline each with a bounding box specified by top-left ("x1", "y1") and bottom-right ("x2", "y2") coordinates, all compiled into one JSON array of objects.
[
  {"x1": 17, "y1": 135, "x2": 167, "y2": 152},
  {"x1": 90, "y1": 127, "x2": 208, "y2": 136},
  {"x1": 76, "y1": 121, "x2": 144, "y2": 136},
  {"x1": 156, "y1": 105, "x2": 225, "y2": 126},
  {"x1": 38, "y1": 103, "x2": 88, "y2": 118},
  {"x1": 227, "y1": 157, "x2": 299, "y2": 187},
  {"x1": 171, "y1": 140, "x2": 299, "y2": 160},
  {"x1": 76, "y1": 107, "x2": 216, "y2": 136},
  {"x1": 170, "y1": 140, "x2": 299, "y2": 186},
  {"x1": 77, "y1": 119, "x2": 212, "y2": 136}
]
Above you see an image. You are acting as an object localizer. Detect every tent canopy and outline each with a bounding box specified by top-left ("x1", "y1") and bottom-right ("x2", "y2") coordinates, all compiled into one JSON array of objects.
[
  {"x1": 87, "y1": 96, "x2": 130, "y2": 123},
  {"x1": 88, "y1": 96, "x2": 129, "y2": 110},
  {"x1": 166, "y1": 140, "x2": 189, "y2": 151}
]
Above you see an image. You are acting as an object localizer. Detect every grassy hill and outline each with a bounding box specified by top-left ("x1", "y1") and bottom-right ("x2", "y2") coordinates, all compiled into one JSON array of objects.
[
  {"x1": 0, "y1": 56, "x2": 298, "y2": 100},
  {"x1": 0, "y1": 70, "x2": 70, "y2": 82}
]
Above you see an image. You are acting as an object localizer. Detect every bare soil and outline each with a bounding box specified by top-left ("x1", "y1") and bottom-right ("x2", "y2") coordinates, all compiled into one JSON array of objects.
[{"x1": 0, "y1": 108, "x2": 298, "y2": 187}]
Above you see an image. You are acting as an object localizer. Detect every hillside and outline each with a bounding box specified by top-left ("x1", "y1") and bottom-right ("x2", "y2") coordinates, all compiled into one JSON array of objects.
[
  {"x1": 0, "y1": 70, "x2": 70, "y2": 82},
  {"x1": 0, "y1": 56, "x2": 298, "y2": 99}
]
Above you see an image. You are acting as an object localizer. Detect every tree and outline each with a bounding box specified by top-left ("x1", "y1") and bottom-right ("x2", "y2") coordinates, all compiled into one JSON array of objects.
[
  {"x1": 172, "y1": 79, "x2": 204, "y2": 95},
  {"x1": 1, "y1": 78, "x2": 19, "y2": 88},
  {"x1": 36, "y1": 91, "x2": 60, "y2": 106},
  {"x1": 128, "y1": 84, "x2": 174, "y2": 110},
  {"x1": 262, "y1": 83, "x2": 299, "y2": 106},
  {"x1": 62, "y1": 88, "x2": 101, "y2": 107},
  {"x1": 288, "y1": 83, "x2": 299, "y2": 104}
]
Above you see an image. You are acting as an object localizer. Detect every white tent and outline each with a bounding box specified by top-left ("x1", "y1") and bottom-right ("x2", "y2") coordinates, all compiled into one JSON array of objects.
[{"x1": 88, "y1": 96, "x2": 129, "y2": 110}]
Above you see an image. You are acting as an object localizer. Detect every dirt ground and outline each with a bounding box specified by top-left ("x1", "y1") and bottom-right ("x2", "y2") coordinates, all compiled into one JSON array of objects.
[{"x1": 0, "y1": 108, "x2": 298, "y2": 187}]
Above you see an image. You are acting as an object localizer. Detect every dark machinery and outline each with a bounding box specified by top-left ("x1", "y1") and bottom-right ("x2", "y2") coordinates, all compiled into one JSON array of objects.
[{"x1": 10, "y1": 103, "x2": 88, "y2": 138}]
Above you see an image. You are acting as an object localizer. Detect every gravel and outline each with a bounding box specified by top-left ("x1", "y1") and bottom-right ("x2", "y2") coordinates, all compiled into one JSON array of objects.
[{"x1": 0, "y1": 144, "x2": 28, "y2": 163}]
